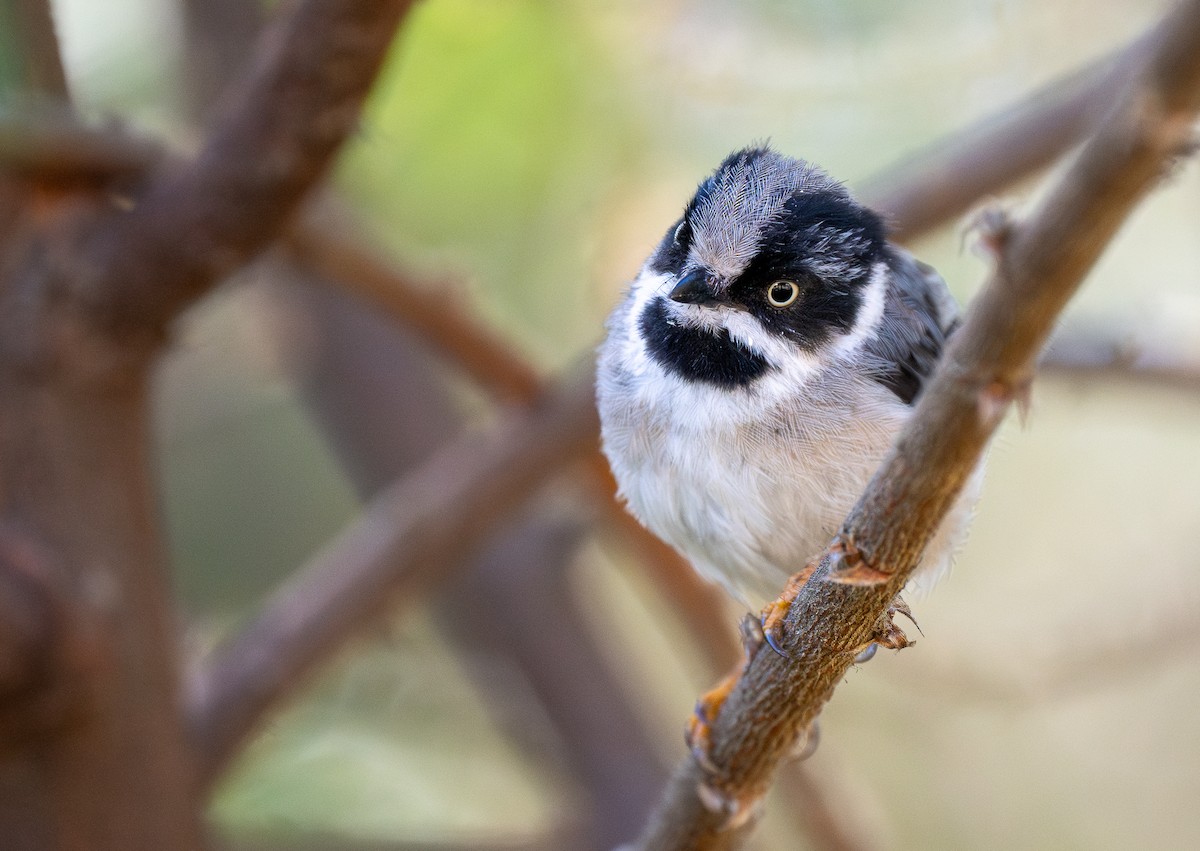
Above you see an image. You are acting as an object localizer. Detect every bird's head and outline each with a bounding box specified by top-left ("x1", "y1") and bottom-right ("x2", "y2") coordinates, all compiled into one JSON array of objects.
[{"x1": 630, "y1": 146, "x2": 889, "y2": 389}]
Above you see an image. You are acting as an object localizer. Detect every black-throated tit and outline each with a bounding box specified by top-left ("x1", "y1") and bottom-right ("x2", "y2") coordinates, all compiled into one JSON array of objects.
[{"x1": 597, "y1": 146, "x2": 980, "y2": 607}]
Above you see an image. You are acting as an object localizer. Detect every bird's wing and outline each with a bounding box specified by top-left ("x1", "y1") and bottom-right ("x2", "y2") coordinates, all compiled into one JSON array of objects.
[{"x1": 861, "y1": 248, "x2": 960, "y2": 405}]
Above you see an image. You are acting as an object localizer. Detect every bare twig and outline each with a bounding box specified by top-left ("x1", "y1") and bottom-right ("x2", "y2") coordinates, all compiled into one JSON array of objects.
[
  {"x1": 888, "y1": 607, "x2": 1200, "y2": 707},
  {"x1": 1041, "y1": 325, "x2": 1200, "y2": 392},
  {"x1": 187, "y1": 365, "x2": 600, "y2": 788},
  {"x1": 73, "y1": 0, "x2": 416, "y2": 335},
  {"x1": 635, "y1": 1, "x2": 1200, "y2": 847},
  {"x1": 218, "y1": 828, "x2": 582, "y2": 851},
  {"x1": 777, "y1": 766, "x2": 883, "y2": 851},
  {"x1": 273, "y1": 273, "x2": 668, "y2": 844},
  {"x1": 859, "y1": 23, "x2": 1162, "y2": 243},
  {"x1": 0, "y1": 113, "x2": 162, "y2": 183},
  {"x1": 284, "y1": 213, "x2": 742, "y2": 670},
  {"x1": 180, "y1": 0, "x2": 265, "y2": 123},
  {"x1": 286, "y1": 212, "x2": 545, "y2": 404},
  {"x1": 0, "y1": 0, "x2": 69, "y2": 99}
]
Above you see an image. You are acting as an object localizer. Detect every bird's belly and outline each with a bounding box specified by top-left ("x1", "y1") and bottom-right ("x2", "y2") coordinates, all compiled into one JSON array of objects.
[{"x1": 616, "y1": 423, "x2": 882, "y2": 604}]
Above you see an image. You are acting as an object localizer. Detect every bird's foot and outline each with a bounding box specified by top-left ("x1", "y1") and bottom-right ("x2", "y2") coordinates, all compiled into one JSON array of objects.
[
  {"x1": 759, "y1": 561, "x2": 817, "y2": 657},
  {"x1": 685, "y1": 615, "x2": 769, "y2": 774},
  {"x1": 854, "y1": 643, "x2": 878, "y2": 664},
  {"x1": 790, "y1": 718, "x2": 820, "y2": 762},
  {"x1": 864, "y1": 595, "x2": 923, "y2": 652},
  {"x1": 685, "y1": 671, "x2": 737, "y2": 774}
]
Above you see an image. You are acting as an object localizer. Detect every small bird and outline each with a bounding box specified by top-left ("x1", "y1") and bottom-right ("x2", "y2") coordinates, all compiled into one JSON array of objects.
[{"x1": 597, "y1": 146, "x2": 979, "y2": 620}]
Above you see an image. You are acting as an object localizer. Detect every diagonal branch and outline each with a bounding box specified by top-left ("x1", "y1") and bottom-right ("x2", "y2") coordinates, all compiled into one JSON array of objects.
[
  {"x1": 859, "y1": 20, "x2": 1163, "y2": 243},
  {"x1": 284, "y1": 211, "x2": 743, "y2": 670},
  {"x1": 187, "y1": 366, "x2": 599, "y2": 789},
  {"x1": 635, "y1": 0, "x2": 1200, "y2": 847},
  {"x1": 1040, "y1": 325, "x2": 1200, "y2": 393},
  {"x1": 73, "y1": 0, "x2": 415, "y2": 335},
  {"x1": 0, "y1": 0, "x2": 69, "y2": 99}
]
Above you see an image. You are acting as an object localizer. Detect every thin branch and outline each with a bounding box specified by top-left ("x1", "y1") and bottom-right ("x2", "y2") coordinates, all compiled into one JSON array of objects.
[
  {"x1": 1040, "y1": 325, "x2": 1200, "y2": 393},
  {"x1": 0, "y1": 112, "x2": 162, "y2": 183},
  {"x1": 885, "y1": 605, "x2": 1200, "y2": 707},
  {"x1": 0, "y1": 0, "x2": 69, "y2": 99},
  {"x1": 73, "y1": 0, "x2": 415, "y2": 335},
  {"x1": 635, "y1": 1, "x2": 1200, "y2": 846},
  {"x1": 0, "y1": 526, "x2": 54, "y2": 704},
  {"x1": 285, "y1": 211, "x2": 546, "y2": 405},
  {"x1": 272, "y1": 274, "x2": 669, "y2": 844},
  {"x1": 187, "y1": 365, "x2": 600, "y2": 789},
  {"x1": 859, "y1": 22, "x2": 1162, "y2": 243},
  {"x1": 284, "y1": 212, "x2": 743, "y2": 670}
]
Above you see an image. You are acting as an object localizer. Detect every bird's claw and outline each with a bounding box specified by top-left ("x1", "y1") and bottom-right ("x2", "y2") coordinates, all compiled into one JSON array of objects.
[
  {"x1": 790, "y1": 719, "x2": 820, "y2": 762},
  {"x1": 685, "y1": 672, "x2": 737, "y2": 774},
  {"x1": 759, "y1": 562, "x2": 817, "y2": 658},
  {"x1": 854, "y1": 642, "x2": 878, "y2": 664}
]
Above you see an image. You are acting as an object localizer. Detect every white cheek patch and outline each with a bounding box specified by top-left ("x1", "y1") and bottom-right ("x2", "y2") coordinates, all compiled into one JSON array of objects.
[
  {"x1": 832, "y1": 261, "x2": 887, "y2": 359},
  {"x1": 616, "y1": 267, "x2": 673, "y2": 378}
]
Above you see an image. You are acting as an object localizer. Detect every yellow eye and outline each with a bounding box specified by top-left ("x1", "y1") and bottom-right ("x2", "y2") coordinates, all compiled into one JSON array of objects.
[{"x1": 766, "y1": 280, "x2": 800, "y2": 308}]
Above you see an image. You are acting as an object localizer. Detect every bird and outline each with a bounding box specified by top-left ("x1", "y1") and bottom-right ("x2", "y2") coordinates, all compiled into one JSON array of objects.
[{"x1": 596, "y1": 145, "x2": 981, "y2": 637}]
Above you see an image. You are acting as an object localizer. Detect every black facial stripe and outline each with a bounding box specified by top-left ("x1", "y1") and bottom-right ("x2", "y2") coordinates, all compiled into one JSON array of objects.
[
  {"x1": 771, "y1": 190, "x2": 886, "y2": 254},
  {"x1": 638, "y1": 297, "x2": 770, "y2": 388},
  {"x1": 647, "y1": 219, "x2": 689, "y2": 275},
  {"x1": 730, "y1": 252, "x2": 865, "y2": 351}
]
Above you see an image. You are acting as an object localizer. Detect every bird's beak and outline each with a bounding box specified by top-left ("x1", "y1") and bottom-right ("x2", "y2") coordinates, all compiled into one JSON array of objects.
[{"x1": 669, "y1": 270, "x2": 721, "y2": 306}]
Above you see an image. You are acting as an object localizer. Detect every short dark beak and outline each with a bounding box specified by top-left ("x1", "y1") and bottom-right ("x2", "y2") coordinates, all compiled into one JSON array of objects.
[{"x1": 669, "y1": 270, "x2": 721, "y2": 306}]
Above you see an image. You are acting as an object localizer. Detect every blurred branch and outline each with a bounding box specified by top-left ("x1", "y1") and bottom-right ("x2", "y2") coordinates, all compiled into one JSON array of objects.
[
  {"x1": 0, "y1": 113, "x2": 162, "y2": 183},
  {"x1": 0, "y1": 0, "x2": 69, "y2": 98},
  {"x1": 220, "y1": 830, "x2": 580, "y2": 851},
  {"x1": 890, "y1": 607, "x2": 1200, "y2": 707},
  {"x1": 1041, "y1": 326, "x2": 1200, "y2": 392},
  {"x1": 635, "y1": 1, "x2": 1200, "y2": 846},
  {"x1": 180, "y1": 0, "x2": 266, "y2": 122},
  {"x1": 286, "y1": 212, "x2": 546, "y2": 404},
  {"x1": 284, "y1": 212, "x2": 742, "y2": 671},
  {"x1": 776, "y1": 767, "x2": 882, "y2": 851},
  {"x1": 859, "y1": 22, "x2": 1162, "y2": 243},
  {"x1": 0, "y1": 526, "x2": 55, "y2": 711},
  {"x1": 187, "y1": 365, "x2": 600, "y2": 789},
  {"x1": 272, "y1": 273, "x2": 668, "y2": 845},
  {"x1": 71, "y1": 0, "x2": 416, "y2": 336}
]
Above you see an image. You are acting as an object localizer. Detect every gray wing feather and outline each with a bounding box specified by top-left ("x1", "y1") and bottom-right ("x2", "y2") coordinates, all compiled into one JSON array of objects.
[{"x1": 862, "y1": 248, "x2": 960, "y2": 405}]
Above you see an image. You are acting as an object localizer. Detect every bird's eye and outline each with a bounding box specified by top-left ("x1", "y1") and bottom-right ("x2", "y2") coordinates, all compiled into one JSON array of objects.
[{"x1": 766, "y1": 280, "x2": 800, "y2": 308}]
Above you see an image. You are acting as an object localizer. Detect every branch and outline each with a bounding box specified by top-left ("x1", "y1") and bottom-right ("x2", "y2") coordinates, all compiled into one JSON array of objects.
[
  {"x1": 859, "y1": 22, "x2": 1162, "y2": 243},
  {"x1": 285, "y1": 210, "x2": 545, "y2": 405},
  {"x1": 635, "y1": 1, "x2": 1200, "y2": 846},
  {"x1": 187, "y1": 365, "x2": 599, "y2": 788},
  {"x1": 0, "y1": 0, "x2": 69, "y2": 99},
  {"x1": 0, "y1": 113, "x2": 162, "y2": 183},
  {"x1": 271, "y1": 274, "x2": 669, "y2": 844},
  {"x1": 284, "y1": 212, "x2": 743, "y2": 670},
  {"x1": 887, "y1": 606, "x2": 1200, "y2": 707},
  {"x1": 1040, "y1": 324, "x2": 1200, "y2": 392},
  {"x1": 73, "y1": 0, "x2": 415, "y2": 334}
]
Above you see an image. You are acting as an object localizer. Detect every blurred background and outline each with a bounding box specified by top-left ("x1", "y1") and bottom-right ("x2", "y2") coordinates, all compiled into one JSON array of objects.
[{"x1": 45, "y1": 0, "x2": 1200, "y2": 847}]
